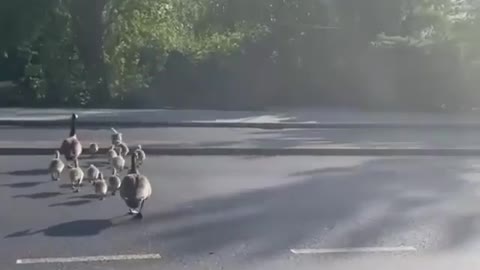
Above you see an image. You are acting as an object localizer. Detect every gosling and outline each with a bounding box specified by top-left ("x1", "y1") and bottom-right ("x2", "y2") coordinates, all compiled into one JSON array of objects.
[
  {"x1": 111, "y1": 148, "x2": 125, "y2": 172},
  {"x1": 115, "y1": 141, "x2": 129, "y2": 157},
  {"x1": 93, "y1": 172, "x2": 108, "y2": 200},
  {"x1": 89, "y1": 143, "x2": 99, "y2": 156},
  {"x1": 107, "y1": 145, "x2": 117, "y2": 163},
  {"x1": 134, "y1": 145, "x2": 146, "y2": 167},
  {"x1": 86, "y1": 164, "x2": 100, "y2": 183},
  {"x1": 68, "y1": 159, "x2": 84, "y2": 192},
  {"x1": 49, "y1": 150, "x2": 65, "y2": 181},
  {"x1": 108, "y1": 167, "x2": 121, "y2": 196}
]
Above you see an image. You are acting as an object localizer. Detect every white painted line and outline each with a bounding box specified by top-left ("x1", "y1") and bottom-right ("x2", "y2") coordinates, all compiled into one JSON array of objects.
[
  {"x1": 291, "y1": 246, "x2": 417, "y2": 255},
  {"x1": 16, "y1": 253, "x2": 161, "y2": 264}
]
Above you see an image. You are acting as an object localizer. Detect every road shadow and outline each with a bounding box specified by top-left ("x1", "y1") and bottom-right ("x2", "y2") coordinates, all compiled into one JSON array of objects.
[
  {"x1": 81, "y1": 161, "x2": 110, "y2": 169},
  {"x1": 195, "y1": 141, "x2": 240, "y2": 148},
  {"x1": 246, "y1": 128, "x2": 480, "y2": 150},
  {"x1": 58, "y1": 183, "x2": 87, "y2": 189},
  {"x1": 6, "y1": 169, "x2": 49, "y2": 176},
  {"x1": 144, "y1": 157, "x2": 480, "y2": 259},
  {"x1": 5, "y1": 219, "x2": 114, "y2": 238},
  {"x1": 42, "y1": 219, "x2": 114, "y2": 237},
  {"x1": 0, "y1": 181, "x2": 44, "y2": 188},
  {"x1": 5, "y1": 229, "x2": 33, "y2": 238},
  {"x1": 141, "y1": 143, "x2": 192, "y2": 149},
  {"x1": 13, "y1": 192, "x2": 62, "y2": 199},
  {"x1": 78, "y1": 156, "x2": 103, "y2": 161},
  {"x1": 241, "y1": 156, "x2": 272, "y2": 161},
  {"x1": 69, "y1": 194, "x2": 100, "y2": 200},
  {"x1": 58, "y1": 183, "x2": 73, "y2": 189},
  {"x1": 48, "y1": 199, "x2": 92, "y2": 207}
]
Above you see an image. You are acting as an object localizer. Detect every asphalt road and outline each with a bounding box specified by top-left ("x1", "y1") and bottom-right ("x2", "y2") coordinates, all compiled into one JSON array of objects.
[
  {"x1": 2, "y1": 155, "x2": 480, "y2": 269},
  {"x1": 1, "y1": 126, "x2": 480, "y2": 149}
]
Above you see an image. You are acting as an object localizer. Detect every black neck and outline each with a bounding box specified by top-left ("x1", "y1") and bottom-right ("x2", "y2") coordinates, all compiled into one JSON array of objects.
[
  {"x1": 69, "y1": 115, "x2": 76, "y2": 137},
  {"x1": 129, "y1": 154, "x2": 138, "y2": 174}
]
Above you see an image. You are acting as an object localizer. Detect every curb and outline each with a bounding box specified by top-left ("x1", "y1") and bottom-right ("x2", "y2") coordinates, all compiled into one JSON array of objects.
[
  {"x1": 4, "y1": 120, "x2": 480, "y2": 129},
  {"x1": 2, "y1": 147, "x2": 480, "y2": 156}
]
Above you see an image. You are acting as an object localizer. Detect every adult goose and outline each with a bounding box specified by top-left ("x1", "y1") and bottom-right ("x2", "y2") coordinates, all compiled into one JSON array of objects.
[
  {"x1": 120, "y1": 152, "x2": 152, "y2": 219},
  {"x1": 60, "y1": 113, "x2": 82, "y2": 165}
]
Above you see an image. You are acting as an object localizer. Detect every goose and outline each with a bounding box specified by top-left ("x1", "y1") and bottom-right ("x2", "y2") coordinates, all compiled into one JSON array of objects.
[
  {"x1": 60, "y1": 113, "x2": 82, "y2": 166},
  {"x1": 89, "y1": 143, "x2": 99, "y2": 156},
  {"x1": 93, "y1": 172, "x2": 108, "y2": 200},
  {"x1": 68, "y1": 159, "x2": 84, "y2": 192},
  {"x1": 111, "y1": 147, "x2": 125, "y2": 172},
  {"x1": 48, "y1": 150, "x2": 65, "y2": 181},
  {"x1": 110, "y1": 127, "x2": 122, "y2": 145},
  {"x1": 107, "y1": 145, "x2": 117, "y2": 163},
  {"x1": 120, "y1": 152, "x2": 152, "y2": 219},
  {"x1": 115, "y1": 141, "x2": 129, "y2": 157},
  {"x1": 134, "y1": 145, "x2": 146, "y2": 166},
  {"x1": 108, "y1": 167, "x2": 121, "y2": 196},
  {"x1": 86, "y1": 164, "x2": 100, "y2": 183}
]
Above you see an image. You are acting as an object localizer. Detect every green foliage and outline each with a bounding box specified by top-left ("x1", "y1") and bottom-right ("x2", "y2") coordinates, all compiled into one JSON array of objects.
[
  {"x1": 2, "y1": 0, "x2": 480, "y2": 109},
  {"x1": 104, "y1": 0, "x2": 264, "y2": 96},
  {"x1": 13, "y1": 1, "x2": 89, "y2": 106},
  {"x1": 0, "y1": 0, "x2": 56, "y2": 51}
]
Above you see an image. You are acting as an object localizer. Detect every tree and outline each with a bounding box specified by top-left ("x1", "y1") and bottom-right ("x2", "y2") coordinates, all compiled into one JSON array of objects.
[
  {"x1": 67, "y1": 0, "x2": 110, "y2": 104},
  {"x1": 2, "y1": 0, "x2": 480, "y2": 109}
]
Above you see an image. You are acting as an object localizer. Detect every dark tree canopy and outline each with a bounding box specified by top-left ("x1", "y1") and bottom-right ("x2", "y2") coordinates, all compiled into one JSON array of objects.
[{"x1": 1, "y1": 0, "x2": 480, "y2": 111}]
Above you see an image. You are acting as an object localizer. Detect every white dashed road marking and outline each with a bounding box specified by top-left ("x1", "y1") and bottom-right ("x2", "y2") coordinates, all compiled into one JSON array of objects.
[
  {"x1": 16, "y1": 253, "x2": 161, "y2": 264},
  {"x1": 291, "y1": 246, "x2": 417, "y2": 255}
]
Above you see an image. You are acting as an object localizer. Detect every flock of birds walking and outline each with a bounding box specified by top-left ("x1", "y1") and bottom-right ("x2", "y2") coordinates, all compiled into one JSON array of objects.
[{"x1": 48, "y1": 113, "x2": 151, "y2": 219}]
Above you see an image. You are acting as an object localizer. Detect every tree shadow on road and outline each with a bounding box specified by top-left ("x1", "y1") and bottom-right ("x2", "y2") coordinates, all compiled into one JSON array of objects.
[
  {"x1": 48, "y1": 199, "x2": 92, "y2": 207},
  {"x1": 78, "y1": 156, "x2": 106, "y2": 161},
  {"x1": 0, "y1": 181, "x2": 45, "y2": 188},
  {"x1": 5, "y1": 168, "x2": 49, "y2": 176},
  {"x1": 58, "y1": 183, "x2": 89, "y2": 190},
  {"x1": 80, "y1": 161, "x2": 110, "y2": 169},
  {"x1": 13, "y1": 191, "x2": 62, "y2": 199},
  {"x1": 143, "y1": 157, "x2": 480, "y2": 259},
  {"x1": 58, "y1": 183, "x2": 71, "y2": 189},
  {"x1": 245, "y1": 128, "x2": 480, "y2": 150},
  {"x1": 42, "y1": 219, "x2": 114, "y2": 237},
  {"x1": 69, "y1": 194, "x2": 101, "y2": 200},
  {"x1": 5, "y1": 219, "x2": 114, "y2": 238}
]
